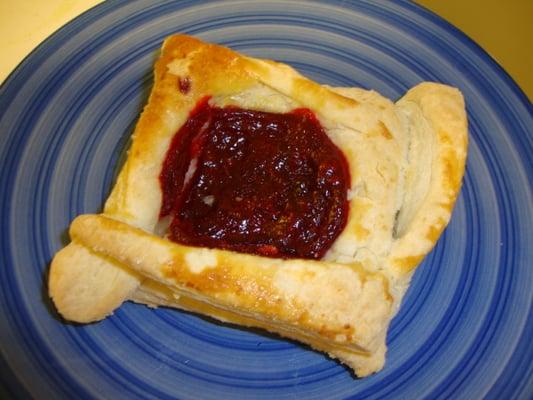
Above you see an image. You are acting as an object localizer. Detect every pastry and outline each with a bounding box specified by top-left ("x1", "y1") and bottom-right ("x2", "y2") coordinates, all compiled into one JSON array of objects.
[{"x1": 48, "y1": 35, "x2": 468, "y2": 377}]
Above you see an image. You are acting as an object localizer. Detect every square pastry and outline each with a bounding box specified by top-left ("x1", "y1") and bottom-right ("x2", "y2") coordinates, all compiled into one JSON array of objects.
[{"x1": 49, "y1": 35, "x2": 467, "y2": 377}]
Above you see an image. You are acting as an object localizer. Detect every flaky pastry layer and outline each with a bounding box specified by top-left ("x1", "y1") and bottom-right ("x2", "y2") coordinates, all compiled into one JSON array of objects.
[{"x1": 48, "y1": 35, "x2": 467, "y2": 377}]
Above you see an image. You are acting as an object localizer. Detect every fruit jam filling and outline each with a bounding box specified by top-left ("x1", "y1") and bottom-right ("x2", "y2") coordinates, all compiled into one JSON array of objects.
[{"x1": 159, "y1": 98, "x2": 350, "y2": 259}]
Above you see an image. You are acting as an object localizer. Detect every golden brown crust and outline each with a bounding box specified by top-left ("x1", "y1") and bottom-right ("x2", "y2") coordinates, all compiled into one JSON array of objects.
[
  {"x1": 47, "y1": 34, "x2": 468, "y2": 376},
  {"x1": 130, "y1": 278, "x2": 387, "y2": 376},
  {"x1": 69, "y1": 214, "x2": 393, "y2": 352},
  {"x1": 49, "y1": 242, "x2": 142, "y2": 323},
  {"x1": 386, "y1": 83, "x2": 468, "y2": 278}
]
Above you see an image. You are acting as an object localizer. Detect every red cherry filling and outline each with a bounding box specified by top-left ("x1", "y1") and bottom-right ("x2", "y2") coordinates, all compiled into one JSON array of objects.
[{"x1": 159, "y1": 98, "x2": 350, "y2": 259}]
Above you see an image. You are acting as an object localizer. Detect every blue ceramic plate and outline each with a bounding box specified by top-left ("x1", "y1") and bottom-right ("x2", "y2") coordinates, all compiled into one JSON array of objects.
[{"x1": 0, "y1": 1, "x2": 531, "y2": 398}]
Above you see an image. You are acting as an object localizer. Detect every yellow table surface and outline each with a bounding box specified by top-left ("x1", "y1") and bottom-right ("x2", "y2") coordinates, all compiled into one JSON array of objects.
[{"x1": 1, "y1": 0, "x2": 531, "y2": 101}]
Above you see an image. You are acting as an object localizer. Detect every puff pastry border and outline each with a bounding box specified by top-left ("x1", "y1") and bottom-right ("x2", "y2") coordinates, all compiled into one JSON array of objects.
[{"x1": 48, "y1": 35, "x2": 467, "y2": 377}]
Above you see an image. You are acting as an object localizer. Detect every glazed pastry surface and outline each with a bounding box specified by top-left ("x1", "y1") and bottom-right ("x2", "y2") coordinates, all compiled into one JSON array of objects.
[{"x1": 49, "y1": 35, "x2": 468, "y2": 377}]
